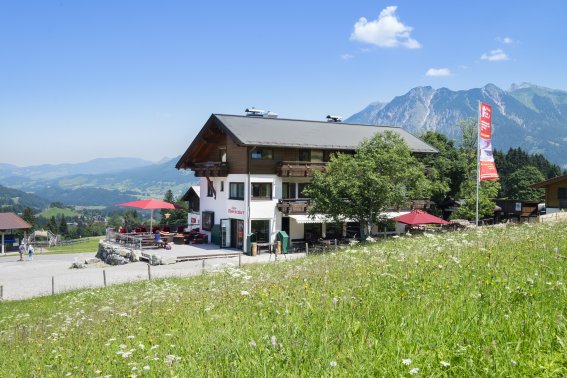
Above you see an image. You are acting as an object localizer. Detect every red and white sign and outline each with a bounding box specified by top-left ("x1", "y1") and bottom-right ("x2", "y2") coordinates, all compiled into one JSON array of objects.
[
  {"x1": 228, "y1": 206, "x2": 245, "y2": 216},
  {"x1": 479, "y1": 102, "x2": 499, "y2": 181}
]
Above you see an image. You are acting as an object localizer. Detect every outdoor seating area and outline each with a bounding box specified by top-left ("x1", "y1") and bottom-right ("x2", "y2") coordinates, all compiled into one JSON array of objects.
[{"x1": 110, "y1": 225, "x2": 209, "y2": 250}]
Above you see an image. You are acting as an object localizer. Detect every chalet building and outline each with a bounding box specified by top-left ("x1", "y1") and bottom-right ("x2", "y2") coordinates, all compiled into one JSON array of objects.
[
  {"x1": 176, "y1": 112, "x2": 437, "y2": 252},
  {"x1": 531, "y1": 173, "x2": 567, "y2": 213}
]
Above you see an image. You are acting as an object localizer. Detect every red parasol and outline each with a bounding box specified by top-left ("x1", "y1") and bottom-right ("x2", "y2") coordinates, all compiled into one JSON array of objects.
[
  {"x1": 118, "y1": 199, "x2": 176, "y2": 231},
  {"x1": 391, "y1": 210, "x2": 450, "y2": 226}
]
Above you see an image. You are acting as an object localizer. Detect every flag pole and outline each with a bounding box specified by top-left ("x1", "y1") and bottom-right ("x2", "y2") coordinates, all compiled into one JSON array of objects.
[{"x1": 475, "y1": 101, "x2": 481, "y2": 226}]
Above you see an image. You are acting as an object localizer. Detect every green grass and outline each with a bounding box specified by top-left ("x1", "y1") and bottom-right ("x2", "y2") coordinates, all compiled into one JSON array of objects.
[
  {"x1": 0, "y1": 222, "x2": 566, "y2": 376},
  {"x1": 42, "y1": 236, "x2": 101, "y2": 254},
  {"x1": 39, "y1": 207, "x2": 80, "y2": 218}
]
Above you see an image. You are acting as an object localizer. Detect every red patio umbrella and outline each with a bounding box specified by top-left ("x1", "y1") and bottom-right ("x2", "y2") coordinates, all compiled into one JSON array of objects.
[
  {"x1": 391, "y1": 210, "x2": 450, "y2": 225},
  {"x1": 117, "y1": 199, "x2": 176, "y2": 231}
]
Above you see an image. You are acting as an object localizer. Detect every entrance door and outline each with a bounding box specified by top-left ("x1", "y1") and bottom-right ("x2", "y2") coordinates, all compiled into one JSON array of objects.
[
  {"x1": 282, "y1": 217, "x2": 290, "y2": 235},
  {"x1": 220, "y1": 218, "x2": 231, "y2": 248},
  {"x1": 236, "y1": 220, "x2": 244, "y2": 249}
]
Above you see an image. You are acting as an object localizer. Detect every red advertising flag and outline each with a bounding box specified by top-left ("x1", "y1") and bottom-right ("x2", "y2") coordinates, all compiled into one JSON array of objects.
[
  {"x1": 479, "y1": 102, "x2": 492, "y2": 139},
  {"x1": 480, "y1": 161, "x2": 499, "y2": 181}
]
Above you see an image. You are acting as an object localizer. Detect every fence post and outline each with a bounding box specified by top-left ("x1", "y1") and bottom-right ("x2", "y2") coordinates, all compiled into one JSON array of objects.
[
  {"x1": 103, "y1": 270, "x2": 107, "y2": 287},
  {"x1": 305, "y1": 243, "x2": 309, "y2": 256},
  {"x1": 335, "y1": 239, "x2": 338, "y2": 250},
  {"x1": 51, "y1": 276, "x2": 55, "y2": 295},
  {"x1": 238, "y1": 253, "x2": 242, "y2": 267},
  {"x1": 202, "y1": 259, "x2": 206, "y2": 275},
  {"x1": 147, "y1": 264, "x2": 152, "y2": 280}
]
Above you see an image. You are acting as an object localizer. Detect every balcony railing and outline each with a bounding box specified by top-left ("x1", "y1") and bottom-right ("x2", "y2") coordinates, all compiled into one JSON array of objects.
[
  {"x1": 277, "y1": 199, "x2": 309, "y2": 214},
  {"x1": 277, "y1": 161, "x2": 327, "y2": 177},
  {"x1": 192, "y1": 161, "x2": 229, "y2": 177}
]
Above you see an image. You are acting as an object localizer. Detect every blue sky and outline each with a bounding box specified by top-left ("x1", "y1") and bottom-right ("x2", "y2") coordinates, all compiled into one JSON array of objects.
[{"x1": 2, "y1": 1, "x2": 566, "y2": 166}]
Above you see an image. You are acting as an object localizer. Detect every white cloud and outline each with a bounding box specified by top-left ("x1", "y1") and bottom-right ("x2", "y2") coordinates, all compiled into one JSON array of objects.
[
  {"x1": 481, "y1": 49, "x2": 509, "y2": 61},
  {"x1": 502, "y1": 36, "x2": 514, "y2": 44},
  {"x1": 426, "y1": 68, "x2": 451, "y2": 77},
  {"x1": 340, "y1": 53, "x2": 354, "y2": 60},
  {"x1": 350, "y1": 6, "x2": 421, "y2": 49}
]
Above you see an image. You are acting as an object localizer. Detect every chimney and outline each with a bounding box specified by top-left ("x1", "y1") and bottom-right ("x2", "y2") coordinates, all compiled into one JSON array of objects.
[
  {"x1": 245, "y1": 107, "x2": 278, "y2": 118},
  {"x1": 326, "y1": 115, "x2": 342, "y2": 122}
]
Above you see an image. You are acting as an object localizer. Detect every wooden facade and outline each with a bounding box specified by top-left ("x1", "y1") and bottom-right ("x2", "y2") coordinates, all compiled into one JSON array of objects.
[{"x1": 531, "y1": 174, "x2": 567, "y2": 209}]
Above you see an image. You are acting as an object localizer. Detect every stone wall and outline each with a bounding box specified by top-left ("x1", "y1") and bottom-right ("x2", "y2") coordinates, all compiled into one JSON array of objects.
[{"x1": 96, "y1": 240, "x2": 141, "y2": 265}]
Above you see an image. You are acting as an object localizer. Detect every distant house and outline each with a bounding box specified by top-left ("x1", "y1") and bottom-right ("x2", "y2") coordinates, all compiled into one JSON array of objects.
[
  {"x1": 176, "y1": 112, "x2": 436, "y2": 252},
  {"x1": 530, "y1": 173, "x2": 567, "y2": 213},
  {"x1": 181, "y1": 185, "x2": 200, "y2": 229}
]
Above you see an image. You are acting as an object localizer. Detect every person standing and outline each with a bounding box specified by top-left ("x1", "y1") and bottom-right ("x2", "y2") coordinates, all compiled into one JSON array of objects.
[
  {"x1": 18, "y1": 242, "x2": 25, "y2": 261},
  {"x1": 28, "y1": 243, "x2": 34, "y2": 261}
]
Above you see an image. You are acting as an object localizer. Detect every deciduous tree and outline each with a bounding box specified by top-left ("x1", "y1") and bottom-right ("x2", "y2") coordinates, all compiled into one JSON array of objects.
[{"x1": 305, "y1": 131, "x2": 431, "y2": 239}]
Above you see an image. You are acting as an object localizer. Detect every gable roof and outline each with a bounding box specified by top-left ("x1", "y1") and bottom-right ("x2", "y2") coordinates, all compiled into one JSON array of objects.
[
  {"x1": 214, "y1": 114, "x2": 437, "y2": 152},
  {"x1": 181, "y1": 185, "x2": 200, "y2": 202},
  {"x1": 177, "y1": 114, "x2": 437, "y2": 169},
  {"x1": 530, "y1": 173, "x2": 567, "y2": 189},
  {"x1": 0, "y1": 212, "x2": 32, "y2": 231}
]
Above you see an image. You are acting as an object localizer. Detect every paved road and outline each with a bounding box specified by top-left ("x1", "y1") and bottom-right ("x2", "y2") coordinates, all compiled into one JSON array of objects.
[{"x1": 0, "y1": 250, "x2": 305, "y2": 301}]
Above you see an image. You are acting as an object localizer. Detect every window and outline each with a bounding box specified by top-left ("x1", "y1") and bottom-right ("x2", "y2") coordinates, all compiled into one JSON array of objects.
[
  {"x1": 559, "y1": 188, "x2": 567, "y2": 200},
  {"x1": 219, "y1": 147, "x2": 227, "y2": 163},
  {"x1": 298, "y1": 149, "x2": 310, "y2": 161},
  {"x1": 282, "y1": 182, "x2": 297, "y2": 199},
  {"x1": 252, "y1": 183, "x2": 272, "y2": 199},
  {"x1": 298, "y1": 183, "x2": 309, "y2": 198},
  {"x1": 202, "y1": 211, "x2": 214, "y2": 231},
  {"x1": 220, "y1": 181, "x2": 224, "y2": 192},
  {"x1": 207, "y1": 182, "x2": 214, "y2": 197},
  {"x1": 229, "y1": 182, "x2": 244, "y2": 200},
  {"x1": 251, "y1": 220, "x2": 270, "y2": 243},
  {"x1": 251, "y1": 149, "x2": 273, "y2": 159},
  {"x1": 311, "y1": 150, "x2": 324, "y2": 162}
]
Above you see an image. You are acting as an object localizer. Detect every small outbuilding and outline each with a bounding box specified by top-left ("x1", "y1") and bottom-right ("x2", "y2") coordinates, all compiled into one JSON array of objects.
[
  {"x1": 0, "y1": 212, "x2": 32, "y2": 254},
  {"x1": 530, "y1": 173, "x2": 567, "y2": 213}
]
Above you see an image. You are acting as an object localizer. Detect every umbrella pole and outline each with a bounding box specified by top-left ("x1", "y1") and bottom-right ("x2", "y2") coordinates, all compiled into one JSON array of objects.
[{"x1": 150, "y1": 209, "x2": 154, "y2": 232}]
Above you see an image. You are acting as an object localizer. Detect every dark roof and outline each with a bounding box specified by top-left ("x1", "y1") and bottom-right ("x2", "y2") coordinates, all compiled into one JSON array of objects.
[
  {"x1": 0, "y1": 212, "x2": 32, "y2": 231},
  {"x1": 176, "y1": 114, "x2": 438, "y2": 169},
  {"x1": 213, "y1": 114, "x2": 438, "y2": 152},
  {"x1": 181, "y1": 185, "x2": 200, "y2": 202},
  {"x1": 530, "y1": 173, "x2": 567, "y2": 189}
]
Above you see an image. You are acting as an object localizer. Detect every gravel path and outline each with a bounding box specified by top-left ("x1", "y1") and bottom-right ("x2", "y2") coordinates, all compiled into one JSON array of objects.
[{"x1": 0, "y1": 251, "x2": 305, "y2": 301}]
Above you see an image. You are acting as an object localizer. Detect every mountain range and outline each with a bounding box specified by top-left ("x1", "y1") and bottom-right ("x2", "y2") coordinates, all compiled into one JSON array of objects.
[
  {"x1": 0, "y1": 157, "x2": 195, "y2": 209},
  {"x1": 346, "y1": 83, "x2": 567, "y2": 167}
]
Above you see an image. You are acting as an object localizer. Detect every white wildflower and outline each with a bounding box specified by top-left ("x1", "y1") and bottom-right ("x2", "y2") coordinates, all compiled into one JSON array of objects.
[
  {"x1": 241, "y1": 290, "x2": 250, "y2": 296},
  {"x1": 271, "y1": 335, "x2": 277, "y2": 347},
  {"x1": 330, "y1": 360, "x2": 337, "y2": 367},
  {"x1": 249, "y1": 340, "x2": 257, "y2": 348},
  {"x1": 127, "y1": 335, "x2": 135, "y2": 339},
  {"x1": 143, "y1": 366, "x2": 150, "y2": 371},
  {"x1": 402, "y1": 359, "x2": 412, "y2": 365},
  {"x1": 409, "y1": 367, "x2": 419, "y2": 375},
  {"x1": 440, "y1": 361, "x2": 450, "y2": 367}
]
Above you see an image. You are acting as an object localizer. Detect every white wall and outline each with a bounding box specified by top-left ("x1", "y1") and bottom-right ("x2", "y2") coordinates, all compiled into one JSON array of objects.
[{"x1": 250, "y1": 174, "x2": 280, "y2": 243}]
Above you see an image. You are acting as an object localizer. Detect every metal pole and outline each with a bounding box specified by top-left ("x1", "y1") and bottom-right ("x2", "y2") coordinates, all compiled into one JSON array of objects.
[
  {"x1": 239, "y1": 253, "x2": 242, "y2": 267},
  {"x1": 1, "y1": 285, "x2": 3, "y2": 300},
  {"x1": 103, "y1": 270, "x2": 107, "y2": 287},
  {"x1": 476, "y1": 101, "x2": 481, "y2": 226},
  {"x1": 147, "y1": 264, "x2": 152, "y2": 280},
  {"x1": 51, "y1": 276, "x2": 55, "y2": 295},
  {"x1": 305, "y1": 243, "x2": 309, "y2": 256},
  {"x1": 202, "y1": 259, "x2": 205, "y2": 274}
]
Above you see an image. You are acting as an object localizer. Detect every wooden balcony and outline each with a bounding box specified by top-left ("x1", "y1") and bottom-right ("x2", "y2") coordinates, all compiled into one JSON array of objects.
[
  {"x1": 191, "y1": 161, "x2": 229, "y2": 177},
  {"x1": 277, "y1": 161, "x2": 327, "y2": 177},
  {"x1": 277, "y1": 199, "x2": 309, "y2": 214}
]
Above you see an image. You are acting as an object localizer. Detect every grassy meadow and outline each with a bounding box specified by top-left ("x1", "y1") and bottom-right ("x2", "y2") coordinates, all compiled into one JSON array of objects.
[{"x1": 0, "y1": 222, "x2": 566, "y2": 376}]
